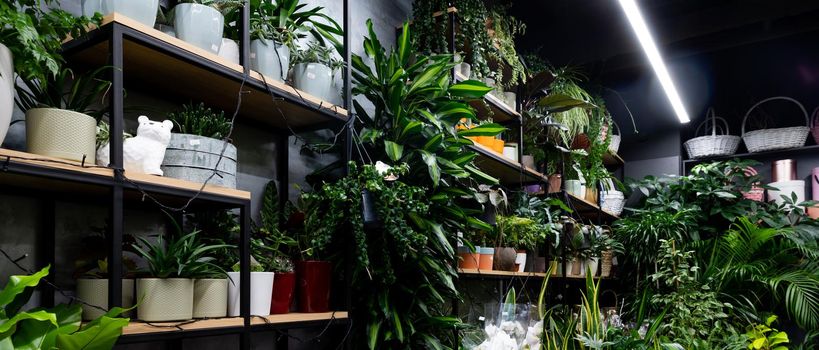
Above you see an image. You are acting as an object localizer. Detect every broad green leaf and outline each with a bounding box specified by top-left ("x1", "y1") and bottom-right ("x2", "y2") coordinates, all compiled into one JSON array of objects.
[
  {"x1": 449, "y1": 80, "x2": 492, "y2": 99},
  {"x1": 409, "y1": 64, "x2": 444, "y2": 94},
  {"x1": 368, "y1": 321, "x2": 381, "y2": 350},
  {"x1": 384, "y1": 141, "x2": 404, "y2": 162},
  {"x1": 429, "y1": 223, "x2": 454, "y2": 256},
  {"x1": 457, "y1": 123, "x2": 505, "y2": 137},
  {"x1": 56, "y1": 316, "x2": 129, "y2": 350},
  {"x1": 0, "y1": 310, "x2": 57, "y2": 335},
  {"x1": 538, "y1": 93, "x2": 596, "y2": 114},
  {"x1": 423, "y1": 134, "x2": 444, "y2": 152},
  {"x1": 465, "y1": 164, "x2": 499, "y2": 185},
  {"x1": 0, "y1": 266, "x2": 49, "y2": 311},
  {"x1": 398, "y1": 121, "x2": 423, "y2": 141},
  {"x1": 419, "y1": 150, "x2": 441, "y2": 187}
]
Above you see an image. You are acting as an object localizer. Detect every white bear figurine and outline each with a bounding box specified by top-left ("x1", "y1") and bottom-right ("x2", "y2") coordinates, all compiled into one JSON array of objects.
[{"x1": 97, "y1": 116, "x2": 173, "y2": 176}]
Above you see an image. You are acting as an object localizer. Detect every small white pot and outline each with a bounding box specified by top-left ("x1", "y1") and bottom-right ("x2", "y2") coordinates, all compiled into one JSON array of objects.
[
  {"x1": 26, "y1": 108, "x2": 97, "y2": 163},
  {"x1": 767, "y1": 180, "x2": 806, "y2": 206},
  {"x1": 515, "y1": 251, "x2": 527, "y2": 273},
  {"x1": 0, "y1": 43, "x2": 12, "y2": 147},
  {"x1": 193, "y1": 278, "x2": 228, "y2": 318},
  {"x1": 586, "y1": 257, "x2": 600, "y2": 277},
  {"x1": 250, "y1": 39, "x2": 290, "y2": 82},
  {"x1": 136, "y1": 278, "x2": 194, "y2": 321},
  {"x1": 227, "y1": 272, "x2": 275, "y2": 317},
  {"x1": 76, "y1": 278, "x2": 134, "y2": 321},
  {"x1": 174, "y1": 3, "x2": 224, "y2": 54},
  {"x1": 292, "y1": 62, "x2": 335, "y2": 102},
  {"x1": 217, "y1": 38, "x2": 240, "y2": 65}
]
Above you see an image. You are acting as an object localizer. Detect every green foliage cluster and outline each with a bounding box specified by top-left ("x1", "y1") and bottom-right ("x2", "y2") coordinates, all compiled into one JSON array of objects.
[
  {"x1": 132, "y1": 228, "x2": 231, "y2": 279},
  {"x1": 292, "y1": 41, "x2": 343, "y2": 71},
  {"x1": 248, "y1": 0, "x2": 342, "y2": 51},
  {"x1": 167, "y1": 102, "x2": 231, "y2": 139},
  {"x1": 15, "y1": 67, "x2": 112, "y2": 121}
]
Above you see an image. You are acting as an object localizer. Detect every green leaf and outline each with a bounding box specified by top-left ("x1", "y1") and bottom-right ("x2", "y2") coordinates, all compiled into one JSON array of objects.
[
  {"x1": 465, "y1": 164, "x2": 499, "y2": 185},
  {"x1": 449, "y1": 80, "x2": 492, "y2": 99},
  {"x1": 423, "y1": 134, "x2": 444, "y2": 152},
  {"x1": 56, "y1": 316, "x2": 129, "y2": 350},
  {"x1": 419, "y1": 150, "x2": 441, "y2": 187},
  {"x1": 0, "y1": 266, "x2": 49, "y2": 311},
  {"x1": 458, "y1": 123, "x2": 505, "y2": 137},
  {"x1": 538, "y1": 93, "x2": 596, "y2": 114},
  {"x1": 398, "y1": 121, "x2": 423, "y2": 141},
  {"x1": 384, "y1": 141, "x2": 404, "y2": 162}
]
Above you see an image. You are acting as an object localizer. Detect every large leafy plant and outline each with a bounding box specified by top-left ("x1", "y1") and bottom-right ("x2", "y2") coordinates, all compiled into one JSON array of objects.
[
  {"x1": 133, "y1": 231, "x2": 231, "y2": 279},
  {"x1": 15, "y1": 67, "x2": 112, "y2": 121},
  {"x1": 248, "y1": 0, "x2": 342, "y2": 51},
  {"x1": 0, "y1": 266, "x2": 129, "y2": 349},
  {"x1": 0, "y1": 0, "x2": 100, "y2": 81}
]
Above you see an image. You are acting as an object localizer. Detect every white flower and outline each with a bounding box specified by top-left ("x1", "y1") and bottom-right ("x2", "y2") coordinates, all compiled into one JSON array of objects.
[{"x1": 375, "y1": 161, "x2": 399, "y2": 181}]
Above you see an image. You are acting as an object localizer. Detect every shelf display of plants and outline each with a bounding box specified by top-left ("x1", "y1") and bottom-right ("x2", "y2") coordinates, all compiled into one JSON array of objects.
[{"x1": 291, "y1": 41, "x2": 344, "y2": 104}]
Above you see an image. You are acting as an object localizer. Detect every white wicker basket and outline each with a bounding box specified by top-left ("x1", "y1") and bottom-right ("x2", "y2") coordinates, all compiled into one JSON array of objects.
[
  {"x1": 684, "y1": 108, "x2": 740, "y2": 159},
  {"x1": 601, "y1": 191, "x2": 625, "y2": 216},
  {"x1": 742, "y1": 96, "x2": 809, "y2": 153},
  {"x1": 608, "y1": 121, "x2": 621, "y2": 155}
]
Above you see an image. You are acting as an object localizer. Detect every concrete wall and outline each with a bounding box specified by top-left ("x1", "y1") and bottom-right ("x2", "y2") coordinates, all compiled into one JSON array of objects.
[{"x1": 0, "y1": 0, "x2": 411, "y2": 348}]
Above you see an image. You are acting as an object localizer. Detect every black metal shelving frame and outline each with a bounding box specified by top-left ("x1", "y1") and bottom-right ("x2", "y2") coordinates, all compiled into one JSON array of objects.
[{"x1": 0, "y1": 1, "x2": 356, "y2": 348}]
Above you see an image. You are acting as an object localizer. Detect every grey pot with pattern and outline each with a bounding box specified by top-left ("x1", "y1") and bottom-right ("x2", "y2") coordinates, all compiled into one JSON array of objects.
[{"x1": 161, "y1": 133, "x2": 237, "y2": 188}]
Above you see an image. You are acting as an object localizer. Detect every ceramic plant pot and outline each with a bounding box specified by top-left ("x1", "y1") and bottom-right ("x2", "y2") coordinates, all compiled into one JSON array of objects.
[
  {"x1": 292, "y1": 63, "x2": 335, "y2": 102},
  {"x1": 217, "y1": 38, "x2": 240, "y2": 65},
  {"x1": 0, "y1": 43, "x2": 12, "y2": 146},
  {"x1": 227, "y1": 271, "x2": 275, "y2": 317},
  {"x1": 565, "y1": 180, "x2": 584, "y2": 198},
  {"x1": 161, "y1": 133, "x2": 237, "y2": 188},
  {"x1": 270, "y1": 271, "x2": 296, "y2": 314},
  {"x1": 457, "y1": 246, "x2": 481, "y2": 270},
  {"x1": 586, "y1": 257, "x2": 600, "y2": 277},
  {"x1": 521, "y1": 155, "x2": 536, "y2": 169},
  {"x1": 136, "y1": 278, "x2": 194, "y2": 321},
  {"x1": 514, "y1": 250, "x2": 527, "y2": 272},
  {"x1": 193, "y1": 278, "x2": 228, "y2": 318},
  {"x1": 26, "y1": 108, "x2": 97, "y2": 163},
  {"x1": 250, "y1": 39, "x2": 290, "y2": 82},
  {"x1": 76, "y1": 278, "x2": 134, "y2": 321},
  {"x1": 478, "y1": 247, "x2": 494, "y2": 271},
  {"x1": 567, "y1": 257, "x2": 584, "y2": 277},
  {"x1": 174, "y1": 3, "x2": 224, "y2": 54},
  {"x1": 493, "y1": 247, "x2": 517, "y2": 272},
  {"x1": 296, "y1": 261, "x2": 331, "y2": 313},
  {"x1": 83, "y1": 0, "x2": 160, "y2": 27}
]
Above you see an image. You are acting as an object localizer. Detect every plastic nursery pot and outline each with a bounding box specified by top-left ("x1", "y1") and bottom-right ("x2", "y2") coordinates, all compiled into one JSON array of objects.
[
  {"x1": 296, "y1": 261, "x2": 332, "y2": 313},
  {"x1": 478, "y1": 247, "x2": 495, "y2": 271},
  {"x1": 174, "y1": 3, "x2": 224, "y2": 54},
  {"x1": 136, "y1": 278, "x2": 194, "y2": 322},
  {"x1": 492, "y1": 138, "x2": 506, "y2": 154},
  {"x1": 270, "y1": 271, "x2": 296, "y2": 314},
  {"x1": 227, "y1": 271, "x2": 275, "y2": 317},
  {"x1": 250, "y1": 39, "x2": 290, "y2": 82},
  {"x1": 292, "y1": 63, "x2": 336, "y2": 102},
  {"x1": 493, "y1": 247, "x2": 517, "y2": 272},
  {"x1": 26, "y1": 108, "x2": 97, "y2": 163},
  {"x1": 76, "y1": 278, "x2": 134, "y2": 321},
  {"x1": 457, "y1": 246, "x2": 481, "y2": 270},
  {"x1": 83, "y1": 0, "x2": 160, "y2": 27},
  {"x1": 193, "y1": 278, "x2": 228, "y2": 318}
]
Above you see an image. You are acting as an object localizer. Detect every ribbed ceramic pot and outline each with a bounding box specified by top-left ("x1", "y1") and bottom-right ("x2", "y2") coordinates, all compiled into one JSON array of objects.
[
  {"x1": 250, "y1": 39, "x2": 290, "y2": 82},
  {"x1": 193, "y1": 278, "x2": 228, "y2": 318},
  {"x1": 26, "y1": 108, "x2": 97, "y2": 163},
  {"x1": 174, "y1": 3, "x2": 224, "y2": 54},
  {"x1": 227, "y1": 272, "x2": 275, "y2": 317},
  {"x1": 217, "y1": 38, "x2": 240, "y2": 65},
  {"x1": 76, "y1": 278, "x2": 134, "y2": 321},
  {"x1": 136, "y1": 278, "x2": 194, "y2": 322},
  {"x1": 161, "y1": 133, "x2": 237, "y2": 188},
  {"x1": 0, "y1": 43, "x2": 12, "y2": 147},
  {"x1": 292, "y1": 63, "x2": 335, "y2": 102}
]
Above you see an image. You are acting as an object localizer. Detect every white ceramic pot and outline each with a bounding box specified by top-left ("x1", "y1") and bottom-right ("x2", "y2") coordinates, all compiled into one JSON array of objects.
[
  {"x1": 515, "y1": 251, "x2": 527, "y2": 273},
  {"x1": 250, "y1": 39, "x2": 290, "y2": 82},
  {"x1": 767, "y1": 180, "x2": 806, "y2": 206},
  {"x1": 217, "y1": 38, "x2": 240, "y2": 65},
  {"x1": 136, "y1": 278, "x2": 194, "y2": 321},
  {"x1": 565, "y1": 180, "x2": 584, "y2": 198},
  {"x1": 586, "y1": 257, "x2": 600, "y2": 277},
  {"x1": 26, "y1": 108, "x2": 97, "y2": 163},
  {"x1": 227, "y1": 271, "x2": 275, "y2": 317},
  {"x1": 76, "y1": 278, "x2": 134, "y2": 321},
  {"x1": 174, "y1": 3, "x2": 224, "y2": 54},
  {"x1": 83, "y1": 0, "x2": 159, "y2": 27},
  {"x1": 565, "y1": 258, "x2": 585, "y2": 277},
  {"x1": 0, "y1": 43, "x2": 12, "y2": 147},
  {"x1": 292, "y1": 63, "x2": 334, "y2": 102},
  {"x1": 193, "y1": 278, "x2": 228, "y2": 318}
]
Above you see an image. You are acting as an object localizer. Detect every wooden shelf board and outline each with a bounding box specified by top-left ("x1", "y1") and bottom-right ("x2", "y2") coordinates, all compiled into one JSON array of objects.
[
  {"x1": 455, "y1": 72, "x2": 520, "y2": 122},
  {"x1": 66, "y1": 13, "x2": 347, "y2": 131},
  {"x1": 122, "y1": 312, "x2": 348, "y2": 336},
  {"x1": 249, "y1": 312, "x2": 349, "y2": 327},
  {"x1": 469, "y1": 142, "x2": 546, "y2": 185},
  {"x1": 565, "y1": 192, "x2": 620, "y2": 221},
  {"x1": 458, "y1": 268, "x2": 611, "y2": 281},
  {"x1": 0, "y1": 148, "x2": 250, "y2": 201}
]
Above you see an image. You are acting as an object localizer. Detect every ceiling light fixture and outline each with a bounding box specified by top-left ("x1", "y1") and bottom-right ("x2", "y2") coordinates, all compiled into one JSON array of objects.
[{"x1": 618, "y1": 0, "x2": 690, "y2": 123}]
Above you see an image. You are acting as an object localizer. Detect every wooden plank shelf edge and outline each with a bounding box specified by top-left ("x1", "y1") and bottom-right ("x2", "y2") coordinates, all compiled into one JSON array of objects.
[{"x1": 121, "y1": 312, "x2": 349, "y2": 336}]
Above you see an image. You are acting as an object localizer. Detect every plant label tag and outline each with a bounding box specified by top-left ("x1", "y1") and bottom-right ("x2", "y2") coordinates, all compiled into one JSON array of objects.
[
  {"x1": 189, "y1": 139, "x2": 201, "y2": 146},
  {"x1": 307, "y1": 72, "x2": 317, "y2": 80}
]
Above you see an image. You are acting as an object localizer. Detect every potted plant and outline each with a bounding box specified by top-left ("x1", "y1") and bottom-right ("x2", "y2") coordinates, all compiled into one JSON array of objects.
[
  {"x1": 497, "y1": 215, "x2": 540, "y2": 273},
  {"x1": 162, "y1": 102, "x2": 237, "y2": 188},
  {"x1": 491, "y1": 215, "x2": 518, "y2": 272},
  {"x1": 227, "y1": 256, "x2": 275, "y2": 317},
  {"x1": 257, "y1": 180, "x2": 298, "y2": 315},
  {"x1": 132, "y1": 230, "x2": 229, "y2": 322},
  {"x1": 76, "y1": 259, "x2": 136, "y2": 321},
  {"x1": 83, "y1": 0, "x2": 160, "y2": 27},
  {"x1": 296, "y1": 192, "x2": 334, "y2": 313},
  {"x1": 291, "y1": 41, "x2": 343, "y2": 102},
  {"x1": 598, "y1": 229, "x2": 623, "y2": 278},
  {"x1": 564, "y1": 224, "x2": 590, "y2": 277},
  {"x1": 15, "y1": 67, "x2": 111, "y2": 163},
  {"x1": 248, "y1": 0, "x2": 342, "y2": 82},
  {"x1": 192, "y1": 261, "x2": 230, "y2": 319},
  {"x1": 475, "y1": 185, "x2": 507, "y2": 226},
  {"x1": 219, "y1": 2, "x2": 243, "y2": 64},
  {"x1": 173, "y1": 0, "x2": 241, "y2": 54}
]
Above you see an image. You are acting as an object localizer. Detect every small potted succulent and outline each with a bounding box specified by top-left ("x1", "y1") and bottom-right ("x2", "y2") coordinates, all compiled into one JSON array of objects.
[
  {"x1": 173, "y1": 0, "x2": 241, "y2": 54},
  {"x1": 15, "y1": 67, "x2": 111, "y2": 163},
  {"x1": 291, "y1": 41, "x2": 343, "y2": 102},
  {"x1": 83, "y1": 0, "x2": 160, "y2": 27},
  {"x1": 133, "y1": 230, "x2": 229, "y2": 322},
  {"x1": 227, "y1": 256, "x2": 275, "y2": 317},
  {"x1": 162, "y1": 102, "x2": 237, "y2": 188}
]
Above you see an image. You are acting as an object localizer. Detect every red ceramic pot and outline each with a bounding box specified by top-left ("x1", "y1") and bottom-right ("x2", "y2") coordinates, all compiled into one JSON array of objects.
[
  {"x1": 269, "y1": 271, "x2": 296, "y2": 314},
  {"x1": 296, "y1": 261, "x2": 332, "y2": 313}
]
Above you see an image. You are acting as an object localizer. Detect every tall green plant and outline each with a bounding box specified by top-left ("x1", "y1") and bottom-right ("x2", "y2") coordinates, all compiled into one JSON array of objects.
[{"x1": 248, "y1": 0, "x2": 342, "y2": 51}]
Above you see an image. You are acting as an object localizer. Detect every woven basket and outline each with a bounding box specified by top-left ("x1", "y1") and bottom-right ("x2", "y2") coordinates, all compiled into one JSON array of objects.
[
  {"x1": 742, "y1": 96, "x2": 809, "y2": 153},
  {"x1": 811, "y1": 107, "x2": 819, "y2": 145},
  {"x1": 601, "y1": 191, "x2": 625, "y2": 216},
  {"x1": 684, "y1": 108, "x2": 740, "y2": 159},
  {"x1": 600, "y1": 250, "x2": 614, "y2": 278},
  {"x1": 609, "y1": 121, "x2": 621, "y2": 155}
]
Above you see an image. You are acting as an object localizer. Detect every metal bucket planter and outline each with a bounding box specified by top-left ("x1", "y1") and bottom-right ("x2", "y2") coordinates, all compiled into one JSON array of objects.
[
  {"x1": 83, "y1": 0, "x2": 160, "y2": 27},
  {"x1": 136, "y1": 278, "x2": 194, "y2": 321},
  {"x1": 161, "y1": 133, "x2": 237, "y2": 188},
  {"x1": 76, "y1": 278, "x2": 134, "y2": 321},
  {"x1": 292, "y1": 63, "x2": 335, "y2": 102},
  {"x1": 250, "y1": 39, "x2": 290, "y2": 82},
  {"x1": 193, "y1": 278, "x2": 227, "y2": 318},
  {"x1": 174, "y1": 3, "x2": 224, "y2": 54},
  {"x1": 0, "y1": 43, "x2": 12, "y2": 146},
  {"x1": 26, "y1": 108, "x2": 97, "y2": 163}
]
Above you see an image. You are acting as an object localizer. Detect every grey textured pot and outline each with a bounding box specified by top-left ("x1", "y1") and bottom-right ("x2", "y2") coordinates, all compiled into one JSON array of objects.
[
  {"x1": 83, "y1": 0, "x2": 159, "y2": 27},
  {"x1": 250, "y1": 39, "x2": 290, "y2": 82},
  {"x1": 174, "y1": 3, "x2": 224, "y2": 54},
  {"x1": 292, "y1": 63, "x2": 335, "y2": 102},
  {"x1": 193, "y1": 278, "x2": 228, "y2": 318},
  {"x1": 161, "y1": 133, "x2": 237, "y2": 188},
  {"x1": 137, "y1": 278, "x2": 194, "y2": 322},
  {"x1": 0, "y1": 43, "x2": 12, "y2": 147},
  {"x1": 76, "y1": 279, "x2": 134, "y2": 321}
]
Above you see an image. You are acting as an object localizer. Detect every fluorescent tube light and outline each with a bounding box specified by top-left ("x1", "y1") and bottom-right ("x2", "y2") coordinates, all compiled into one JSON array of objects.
[{"x1": 618, "y1": 0, "x2": 690, "y2": 123}]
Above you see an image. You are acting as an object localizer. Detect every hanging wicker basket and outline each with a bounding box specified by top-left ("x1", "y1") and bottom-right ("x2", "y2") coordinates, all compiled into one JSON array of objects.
[
  {"x1": 683, "y1": 108, "x2": 740, "y2": 159},
  {"x1": 742, "y1": 96, "x2": 809, "y2": 153},
  {"x1": 608, "y1": 121, "x2": 621, "y2": 155}
]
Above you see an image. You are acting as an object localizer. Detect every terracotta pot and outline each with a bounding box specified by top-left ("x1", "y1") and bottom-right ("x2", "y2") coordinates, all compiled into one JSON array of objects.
[
  {"x1": 548, "y1": 174, "x2": 562, "y2": 193},
  {"x1": 585, "y1": 186, "x2": 598, "y2": 204},
  {"x1": 296, "y1": 261, "x2": 331, "y2": 313},
  {"x1": 458, "y1": 246, "x2": 481, "y2": 269},
  {"x1": 478, "y1": 247, "x2": 494, "y2": 270},
  {"x1": 493, "y1": 247, "x2": 517, "y2": 272},
  {"x1": 270, "y1": 271, "x2": 296, "y2": 314}
]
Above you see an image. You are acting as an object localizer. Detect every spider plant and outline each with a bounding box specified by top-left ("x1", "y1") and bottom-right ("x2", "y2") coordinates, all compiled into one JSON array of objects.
[
  {"x1": 133, "y1": 231, "x2": 233, "y2": 279},
  {"x1": 249, "y1": 0, "x2": 343, "y2": 51},
  {"x1": 15, "y1": 67, "x2": 112, "y2": 122}
]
